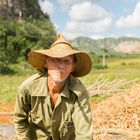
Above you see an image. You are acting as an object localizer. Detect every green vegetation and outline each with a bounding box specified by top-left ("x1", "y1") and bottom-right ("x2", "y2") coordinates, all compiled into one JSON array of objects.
[
  {"x1": 0, "y1": 17, "x2": 139, "y2": 104},
  {"x1": 0, "y1": 75, "x2": 27, "y2": 103},
  {"x1": 82, "y1": 56, "x2": 140, "y2": 103},
  {"x1": 0, "y1": 56, "x2": 140, "y2": 104},
  {"x1": 0, "y1": 18, "x2": 56, "y2": 74},
  {"x1": 89, "y1": 94, "x2": 111, "y2": 103},
  {"x1": 0, "y1": 1, "x2": 57, "y2": 103},
  {"x1": 81, "y1": 56, "x2": 140, "y2": 86},
  {"x1": 0, "y1": 0, "x2": 140, "y2": 104}
]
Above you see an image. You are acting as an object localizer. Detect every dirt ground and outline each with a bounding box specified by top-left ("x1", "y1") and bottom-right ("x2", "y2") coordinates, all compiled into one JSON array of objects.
[
  {"x1": 0, "y1": 104, "x2": 14, "y2": 125},
  {"x1": 1, "y1": 85, "x2": 140, "y2": 140},
  {"x1": 0, "y1": 102, "x2": 98, "y2": 125}
]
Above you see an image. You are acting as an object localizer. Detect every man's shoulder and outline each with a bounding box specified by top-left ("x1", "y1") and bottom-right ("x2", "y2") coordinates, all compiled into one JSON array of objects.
[
  {"x1": 19, "y1": 72, "x2": 46, "y2": 90},
  {"x1": 69, "y1": 75, "x2": 89, "y2": 101},
  {"x1": 69, "y1": 75, "x2": 85, "y2": 89}
]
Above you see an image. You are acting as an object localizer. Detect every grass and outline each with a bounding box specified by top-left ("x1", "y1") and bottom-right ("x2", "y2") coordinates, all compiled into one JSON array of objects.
[
  {"x1": 0, "y1": 57, "x2": 140, "y2": 104},
  {"x1": 0, "y1": 75, "x2": 29, "y2": 103},
  {"x1": 80, "y1": 57, "x2": 140, "y2": 86},
  {"x1": 89, "y1": 94, "x2": 111, "y2": 103}
]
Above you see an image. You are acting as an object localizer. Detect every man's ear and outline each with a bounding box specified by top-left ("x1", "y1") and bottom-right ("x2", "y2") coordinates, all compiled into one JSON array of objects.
[
  {"x1": 70, "y1": 63, "x2": 75, "y2": 72},
  {"x1": 44, "y1": 59, "x2": 48, "y2": 68}
]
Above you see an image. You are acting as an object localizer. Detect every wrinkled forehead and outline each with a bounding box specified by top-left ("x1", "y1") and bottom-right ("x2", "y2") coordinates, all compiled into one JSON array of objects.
[{"x1": 46, "y1": 54, "x2": 75, "y2": 61}]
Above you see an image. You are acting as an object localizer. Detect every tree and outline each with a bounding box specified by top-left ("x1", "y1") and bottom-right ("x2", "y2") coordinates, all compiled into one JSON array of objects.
[
  {"x1": 0, "y1": 18, "x2": 56, "y2": 73},
  {"x1": 0, "y1": 0, "x2": 56, "y2": 74},
  {"x1": 102, "y1": 47, "x2": 108, "y2": 67},
  {"x1": 101, "y1": 39, "x2": 108, "y2": 67}
]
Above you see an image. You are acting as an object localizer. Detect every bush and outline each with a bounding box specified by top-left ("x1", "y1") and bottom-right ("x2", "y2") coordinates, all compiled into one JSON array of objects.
[
  {"x1": 94, "y1": 63, "x2": 108, "y2": 69},
  {"x1": 90, "y1": 54, "x2": 101, "y2": 64},
  {"x1": 128, "y1": 62, "x2": 136, "y2": 65},
  {"x1": 0, "y1": 18, "x2": 56, "y2": 75},
  {"x1": 0, "y1": 62, "x2": 15, "y2": 74},
  {"x1": 121, "y1": 62, "x2": 126, "y2": 65}
]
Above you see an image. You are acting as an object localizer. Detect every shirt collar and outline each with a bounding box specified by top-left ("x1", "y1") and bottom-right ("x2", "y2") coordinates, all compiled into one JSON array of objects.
[
  {"x1": 60, "y1": 75, "x2": 81, "y2": 99},
  {"x1": 31, "y1": 73, "x2": 79, "y2": 98},
  {"x1": 60, "y1": 78, "x2": 70, "y2": 99},
  {"x1": 31, "y1": 72, "x2": 48, "y2": 97}
]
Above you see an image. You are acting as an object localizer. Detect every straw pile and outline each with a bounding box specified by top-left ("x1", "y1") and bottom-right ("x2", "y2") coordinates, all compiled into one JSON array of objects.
[{"x1": 92, "y1": 84, "x2": 140, "y2": 140}]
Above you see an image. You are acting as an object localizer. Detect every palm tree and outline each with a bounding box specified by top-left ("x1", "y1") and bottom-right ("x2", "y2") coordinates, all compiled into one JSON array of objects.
[
  {"x1": 102, "y1": 47, "x2": 108, "y2": 67},
  {"x1": 101, "y1": 39, "x2": 108, "y2": 67}
]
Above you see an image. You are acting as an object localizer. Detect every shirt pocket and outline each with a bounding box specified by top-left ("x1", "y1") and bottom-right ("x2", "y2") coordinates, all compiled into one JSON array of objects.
[
  {"x1": 30, "y1": 112, "x2": 43, "y2": 126},
  {"x1": 59, "y1": 121, "x2": 75, "y2": 138},
  {"x1": 30, "y1": 112, "x2": 51, "y2": 139}
]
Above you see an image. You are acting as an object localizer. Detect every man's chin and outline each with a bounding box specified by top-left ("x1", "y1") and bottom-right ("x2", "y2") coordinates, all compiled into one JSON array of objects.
[{"x1": 51, "y1": 77, "x2": 65, "y2": 83}]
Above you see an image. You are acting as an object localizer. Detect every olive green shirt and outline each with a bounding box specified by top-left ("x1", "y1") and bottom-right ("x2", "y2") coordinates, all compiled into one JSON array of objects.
[{"x1": 14, "y1": 72, "x2": 93, "y2": 140}]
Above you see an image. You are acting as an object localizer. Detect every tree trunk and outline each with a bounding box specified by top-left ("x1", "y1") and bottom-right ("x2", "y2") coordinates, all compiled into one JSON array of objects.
[{"x1": 102, "y1": 53, "x2": 106, "y2": 67}]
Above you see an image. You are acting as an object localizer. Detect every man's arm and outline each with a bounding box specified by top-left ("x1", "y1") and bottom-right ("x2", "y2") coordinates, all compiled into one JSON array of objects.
[
  {"x1": 72, "y1": 95, "x2": 93, "y2": 140},
  {"x1": 14, "y1": 87, "x2": 31, "y2": 140}
]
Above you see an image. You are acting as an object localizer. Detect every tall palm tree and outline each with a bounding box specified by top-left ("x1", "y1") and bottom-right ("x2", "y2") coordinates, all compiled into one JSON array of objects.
[{"x1": 102, "y1": 47, "x2": 108, "y2": 67}]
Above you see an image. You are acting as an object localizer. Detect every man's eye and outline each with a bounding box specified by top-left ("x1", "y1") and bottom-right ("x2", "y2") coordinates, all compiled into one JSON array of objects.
[
  {"x1": 53, "y1": 59, "x2": 59, "y2": 62},
  {"x1": 64, "y1": 60, "x2": 72, "y2": 65}
]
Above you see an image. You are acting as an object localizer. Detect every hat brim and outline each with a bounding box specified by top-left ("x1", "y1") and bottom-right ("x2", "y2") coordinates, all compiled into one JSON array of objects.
[{"x1": 28, "y1": 49, "x2": 92, "y2": 77}]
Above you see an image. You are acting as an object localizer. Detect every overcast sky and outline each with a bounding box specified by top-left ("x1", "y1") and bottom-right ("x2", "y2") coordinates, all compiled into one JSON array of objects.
[{"x1": 39, "y1": 0, "x2": 140, "y2": 39}]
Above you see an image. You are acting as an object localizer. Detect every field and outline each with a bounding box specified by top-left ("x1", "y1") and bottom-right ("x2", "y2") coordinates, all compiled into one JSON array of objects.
[
  {"x1": 0, "y1": 57, "x2": 140, "y2": 104},
  {"x1": 0, "y1": 56, "x2": 140, "y2": 139},
  {"x1": 81, "y1": 57, "x2": 140, "y2": 86}
]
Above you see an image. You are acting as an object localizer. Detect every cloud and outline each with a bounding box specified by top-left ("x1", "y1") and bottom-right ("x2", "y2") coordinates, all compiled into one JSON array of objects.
[
  {"x1": 91, "y1": 34, "x2": 104, "y2": 39},
  {"x1": 58, "y1": 0, "x2": 98, "y2": 10},
  {"x1": 125, "y1": 34, "x2": 133, "y2": 37},
  {"x1": 65, "y1": 17, "x2": 112, "y2": 33},
  {"x1": 62, "y1": 31, "x2": 84, "y2": 39},
  {"x1": 64, "y1": 1, "x2": 112, "y2": 38},
  {"x1": 116, "y1": 1, "x2": 140, "y2": 28},
  {"x1": 57, "y1": 0, "x2": 75, "y2": 8},
  {"x1": 69, "y1": 2, "x2": 110, "y2": 21},
  {"x1": 58, "y1": 0, "x2": 93, "y2": 9},
  {"x1": 39, "y1": 0, "x2": 54, "y2": 15}
]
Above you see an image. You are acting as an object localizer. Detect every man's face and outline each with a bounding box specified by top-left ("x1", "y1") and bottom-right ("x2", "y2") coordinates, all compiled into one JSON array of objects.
[{"x1": 45, "y1": 55, "x2": 75, "y2": 83}]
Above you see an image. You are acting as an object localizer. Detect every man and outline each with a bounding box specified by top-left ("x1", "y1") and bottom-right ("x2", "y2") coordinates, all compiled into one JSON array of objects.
[{"x1": 14, "y1": 34, "x2": 93, "y2": 140}]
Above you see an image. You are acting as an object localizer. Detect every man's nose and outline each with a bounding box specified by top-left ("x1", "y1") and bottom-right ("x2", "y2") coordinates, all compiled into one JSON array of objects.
[{"x1": 58, "y1": 61, "x2": 66, "y2": 69}]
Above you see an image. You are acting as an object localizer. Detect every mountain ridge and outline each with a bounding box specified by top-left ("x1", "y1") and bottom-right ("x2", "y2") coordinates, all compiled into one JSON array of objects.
[
  {"x1": 71, "y1": 36, "x2": 140, "y2": 54},
  {"x1": 0, "y1": 0, "x2": 48, "y2": 20}
]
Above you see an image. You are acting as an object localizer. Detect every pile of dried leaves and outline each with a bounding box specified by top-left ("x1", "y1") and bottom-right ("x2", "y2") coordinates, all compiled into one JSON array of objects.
[{"x1": 92, "y1": 84, "x2": 140, "y2": 140}]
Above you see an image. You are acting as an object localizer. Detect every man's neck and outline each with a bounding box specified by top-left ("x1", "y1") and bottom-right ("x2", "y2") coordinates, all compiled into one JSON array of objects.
[{"x1": 47, "y1": 76, "x2": 65, "y2": 94}]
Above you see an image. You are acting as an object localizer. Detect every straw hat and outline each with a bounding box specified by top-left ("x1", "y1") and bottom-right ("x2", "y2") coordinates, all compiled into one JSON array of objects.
[{"x1": 28, "y1": 34, "x2": 92, "y2": 77}]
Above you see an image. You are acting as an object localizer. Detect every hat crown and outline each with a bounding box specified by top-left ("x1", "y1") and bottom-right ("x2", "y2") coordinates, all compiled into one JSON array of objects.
[{"x1": 50, "y1": 34, "x2": 73, "y2": 49}]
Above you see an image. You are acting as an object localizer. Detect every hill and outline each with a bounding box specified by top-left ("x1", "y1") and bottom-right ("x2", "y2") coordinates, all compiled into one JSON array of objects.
[
  {"x1": 0, "y1": 0, "x2": 56, "y2": 74},
  {"x1": 71, "y1": 36, "x2": 140, "y2": 54},
  {"x1": 0, "y1": 0, "x2": 47, "y2": 20}
]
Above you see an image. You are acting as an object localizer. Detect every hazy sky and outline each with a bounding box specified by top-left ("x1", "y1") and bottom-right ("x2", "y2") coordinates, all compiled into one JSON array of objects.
[{"x1": 39, "y1": 0, "x2": 140, "y2": 39}]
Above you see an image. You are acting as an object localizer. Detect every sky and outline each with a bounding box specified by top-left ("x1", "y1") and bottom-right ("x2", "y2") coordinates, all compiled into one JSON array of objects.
[{"x1": 39, "y1": 0, "x2": 140, "y2": 39}]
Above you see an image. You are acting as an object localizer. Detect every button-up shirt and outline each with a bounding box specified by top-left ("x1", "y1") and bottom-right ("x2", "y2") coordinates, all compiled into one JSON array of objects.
[{"x1": 14, "y1": 72, "x2": 93, "y2": 140}]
